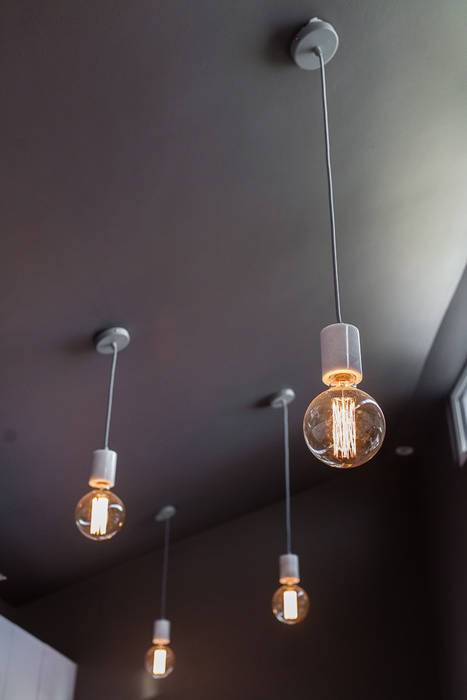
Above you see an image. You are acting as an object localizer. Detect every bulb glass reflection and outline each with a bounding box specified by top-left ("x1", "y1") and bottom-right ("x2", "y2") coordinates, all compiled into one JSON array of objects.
[
  {"x1": 304, "y1": 379, "x2": 385, "y2": 468},
  {"x1": 144, "y1": 645, "x2": 175, "y2": 679},
  {"x1": 272, "y1": 584, "x2": 309, "y2": 624},
  {"x1": 75, "y1": 489, "x2": 125, "y2": 540}
]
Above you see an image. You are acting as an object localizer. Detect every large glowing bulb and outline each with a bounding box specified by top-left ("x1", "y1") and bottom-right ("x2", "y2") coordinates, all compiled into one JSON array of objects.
[
  {"x1": 90, "y1": 495, "x2": 109, "y2": 535},
  {"x1": 304, "y1": 382, "x2": 385, "y2": 468},
  {"x1": 272, "y1": 584, "x2": 309, "y2": 625},
  {"x1": 75, "y1": 489, "x2": 125, "y2": 541},
  {"x1": 144, "y1": 645, "x2": 175, "y2": 679}
]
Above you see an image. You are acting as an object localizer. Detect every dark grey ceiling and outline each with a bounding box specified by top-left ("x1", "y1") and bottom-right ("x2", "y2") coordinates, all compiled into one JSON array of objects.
[{"x1": 0, "y1": 0, "x2": 465, "y2": 604}]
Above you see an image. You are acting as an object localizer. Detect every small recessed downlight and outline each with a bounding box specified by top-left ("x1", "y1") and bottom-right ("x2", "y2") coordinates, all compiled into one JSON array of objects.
[{"x1": 395, "y1": 446, "x2": 414, "y2": 457}]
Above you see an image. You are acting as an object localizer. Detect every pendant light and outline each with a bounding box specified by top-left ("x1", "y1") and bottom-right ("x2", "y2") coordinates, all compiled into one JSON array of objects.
[
  {"x1": 290, "y1": 19, "x2": 386, "y2": 469},
  {"x1": 144, "y1": 505, "x2": 176, "y2": 679},
  {"x1": 75, "y1": 327, "x2": 129, "y2": 540},
  {"x1": 270, "y1": 389, "x2": 309, "y2": 625}
]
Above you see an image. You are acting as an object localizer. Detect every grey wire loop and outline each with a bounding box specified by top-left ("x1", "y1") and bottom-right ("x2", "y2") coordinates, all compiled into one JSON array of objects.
[
  {"x1": 315, "y1": 46, "x2": 343, "y2": 324},
  {"x1": 160, "y1": 518, "x2": 170, "y2": 619},
  {"x1": 104, "y1": 342, "x2": 118, "y2": 450},
  {"x1": 281, "y1": 399, "x2": 292, "y2": 554}
]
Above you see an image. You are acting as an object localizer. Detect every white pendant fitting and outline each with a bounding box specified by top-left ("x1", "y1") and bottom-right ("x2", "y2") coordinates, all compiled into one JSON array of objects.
[
  {"x1": 279, "y1": 553, "x2": 300, "y2": 585},
  {"x1": 89, "y1": 448, "x2": 117, "y2": 489},
  {"x1": 320, "y1": 323, "x2": 362, "y2": 386},
  {"x1": 290, "y1": 17, "x2": 339, "y2": 71},
  {"x1": 94, "y1": 327, "x2": 130, "y2": 354},
  {"x1": 152, "y1": 618, "x2": 171, "y2": 645}
]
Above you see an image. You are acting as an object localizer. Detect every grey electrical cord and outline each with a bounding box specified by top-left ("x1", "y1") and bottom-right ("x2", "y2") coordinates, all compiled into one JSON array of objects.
[
  {"x1": 104, "y1": 342, "x2": 118, "y2": 450},
  {"x1": 160, "y1": 518, "x2": 170, "y2": 619},
  {"x1": 282, "y1": 399, "x2": 292, "y2": 555},
  {"x1": 315, "y1": 46, "x2": 343, "y2": 324}
]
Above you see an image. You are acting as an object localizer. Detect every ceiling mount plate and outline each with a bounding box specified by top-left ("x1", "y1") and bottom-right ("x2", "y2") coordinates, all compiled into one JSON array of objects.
[
  {"x1": 155, "y1": 505, "x2": 176, "y2": 522},
  {"x1": 270, "y1": 388, "x2": 296, "y2": 408},
  {"x1": 94, "y1": 327, "x2": 130, "y2": 354},
  {"x1": 290, "y1": 18, "x2": 339, "y2": 70}
]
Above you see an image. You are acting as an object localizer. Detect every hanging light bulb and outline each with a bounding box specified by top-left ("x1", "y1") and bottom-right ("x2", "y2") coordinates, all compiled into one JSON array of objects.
[
  {"x1": 303, "y1": 324, "x2": 385, "y2": 468},
  {"x1": 270, "y1": 389, "x2": 309, "y2": 625},
  {"x1": 290, "y1": 19, "x2": 386, "y2": 468},
  {"x1": 75, "y1": 327, "x2": 130, "y2": 540},
  {"x1": 144, "y1": 506, "x2": 176, "y2": 679},
  {"x1": 75, "y1": 486, "x2": 125, "y2": 540},
  {"x1": 272, "y1": 555, "x2": 309, "y2": 624},
  {"x1": 144, "y1": 620, "x2": 175, "y2": 679}
]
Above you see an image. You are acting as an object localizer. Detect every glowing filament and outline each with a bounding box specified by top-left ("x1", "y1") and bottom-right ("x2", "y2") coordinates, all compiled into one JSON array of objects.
[
  {"x1": 90, "y1": 496, "x2": 109, "y2": 535},
  {"x1": 283, "y1": 590, "x2": 298, "y2": 620},
  {"x1": 332, "y1": 397, "x2": 356, "y2": 459},
  {"x1": 153, "y1": 648, "x2": 167, "y2": 676}
]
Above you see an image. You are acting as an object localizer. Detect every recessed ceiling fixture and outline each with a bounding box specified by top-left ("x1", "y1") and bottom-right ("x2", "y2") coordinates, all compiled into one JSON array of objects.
[
  {"x1": 395, "y1": 445, "x2": 414, "y2": 457},
  {"x1": 145, "y1": 505, "x2": 176, "y2": 680},
  {"x1": 75, "y1": 327, "x2": 129, "y2": 540},
  {"x1": 270, "y1": 389, "x2": 309, "y2": 625},
  {"x1": 290, "y1": 19, "x2": 386, "y2": 469}
]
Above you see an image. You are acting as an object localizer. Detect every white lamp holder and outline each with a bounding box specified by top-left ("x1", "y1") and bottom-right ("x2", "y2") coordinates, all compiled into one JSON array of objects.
[
  {"x1": 152, "y1": 618, "x2": 171, "y2": 645},
  {"x1": 320, "y1": 323, "x2": 362, "y2": 386},
  {"x1": 279, "y1": 553, "x2": 300, "y2": 585},
  {"x1": 89, "y1": 448, "x2": 117, "y2": 489}
]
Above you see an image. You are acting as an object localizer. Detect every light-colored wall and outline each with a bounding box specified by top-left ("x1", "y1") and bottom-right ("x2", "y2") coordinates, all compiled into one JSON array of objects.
[{"x1": 0, "y1": 615, "x2": 76, "y2": 700}]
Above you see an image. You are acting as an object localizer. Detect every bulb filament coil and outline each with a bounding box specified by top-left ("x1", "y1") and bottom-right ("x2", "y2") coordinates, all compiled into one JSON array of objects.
[
  {"x1": 332, "y1": 396, "x2": 356, "y2": 459},
  {"x1": 90, "y1": 495, "x2": 109, "y2": 536}
]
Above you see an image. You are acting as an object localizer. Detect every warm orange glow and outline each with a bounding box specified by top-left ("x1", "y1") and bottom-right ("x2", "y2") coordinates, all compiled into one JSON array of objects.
[
  {"x1": 332, "y1": 396, "x2": 356, "y2": 459},
  {"x1": 153, "y1": 648, "x2": 167, "y2": 676},
  {"x1": 90, "y1": 495, "x2": 109, "y2": 535},
  {"x1": 283, "y1": 589, "x2": 298, "y2": 620}
]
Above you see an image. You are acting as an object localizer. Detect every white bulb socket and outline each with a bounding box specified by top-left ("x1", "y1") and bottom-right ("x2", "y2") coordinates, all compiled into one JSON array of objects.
[
  {"x1": 320, "y1": 323, "x2": 363, "y2": 386},
  {"x1": 279, "y1": 553, "x2": 300, "y2": 585},
  {"x1": 88, "y1": 448, "x2": 117, "y2": 489},
  {"x1": 152, "y1": 618, "x2": 171, "y2": 645}
]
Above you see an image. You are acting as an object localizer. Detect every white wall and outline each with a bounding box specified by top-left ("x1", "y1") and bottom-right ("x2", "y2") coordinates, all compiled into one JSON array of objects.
[{"x1": 0, "y1": 615, "x2": 76, "y2": 700}]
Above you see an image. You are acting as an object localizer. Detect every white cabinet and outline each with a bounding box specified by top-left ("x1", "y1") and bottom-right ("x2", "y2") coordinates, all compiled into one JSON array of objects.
[{"x1": 0, "y1": 615, "x2": 76, "y2": 700}]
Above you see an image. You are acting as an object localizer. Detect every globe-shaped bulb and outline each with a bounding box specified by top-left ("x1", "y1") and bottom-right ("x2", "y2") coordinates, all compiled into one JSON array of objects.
[
  {"x1": 303, "y1": 384, "x2": 385, "y2": 469},
  {"x1": 144, "y1": 645, "x2": 175, "y2": 679},
  {"x1": 272, "y1": 584, "x2": 309, "y2": 624},
  {"x1": 75, "y1": 488, "x2": 125, "y2": 541}
]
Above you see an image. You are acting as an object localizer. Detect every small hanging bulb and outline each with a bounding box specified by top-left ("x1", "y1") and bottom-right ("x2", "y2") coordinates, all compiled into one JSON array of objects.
[
  {"x1": 270, "y1": 390, "x2": 309, "y2": 625},
  {"x1": 75, "y1": 328, "x2": 129, "y2": 540},
  {"x1": 272, "y1": 554, "x2": 309, "y2": 625},
  {"x1": 144, "y1": 506, "x2": 176, "y2": 679},
  {"x1": 144, "y1": 619, "x2": 175, "y2": 679},
  {"x1": 290, "y1": 21, "x2": 386, "y2": 468},
  {"x1": 75, "y1": 449, "x2": 125, "y2": 540},
  {"x1": 303, "y1": 324, "x2": 385, "y2": 468}
]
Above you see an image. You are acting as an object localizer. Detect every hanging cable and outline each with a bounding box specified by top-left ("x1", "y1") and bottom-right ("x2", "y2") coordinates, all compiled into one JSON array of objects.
[
  {"x1": 104, "y1": 342, "x2": 118, "y2": 450},
  {"x1": 315, "y1": 47, "x2": 343, "y2": 324},
  {"x1": 281, "y1": 399, "x2": 292, "y2": 554},
  {"x1": 160, "y1": 517, "x2": 170, "y2": 619}
]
